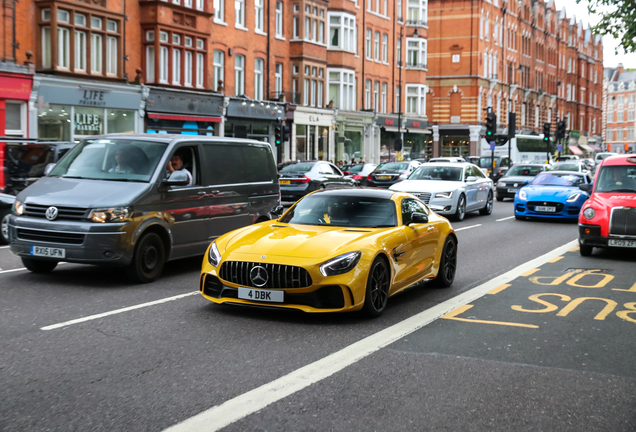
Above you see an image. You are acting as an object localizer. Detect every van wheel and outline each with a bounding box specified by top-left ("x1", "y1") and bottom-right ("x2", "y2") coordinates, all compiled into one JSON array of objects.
[
  {"x1": 0, "y1": 208, "x2": 10, "y2": 245},
  {"x1": 126, "y1": 232, "x2": 165, "y2": 283},
  {"x1": 22, "y1": 258, "x2": 58, "y2": 273}
]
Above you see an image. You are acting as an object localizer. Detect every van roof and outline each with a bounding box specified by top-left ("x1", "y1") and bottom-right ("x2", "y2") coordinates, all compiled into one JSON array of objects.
[
  {"x1": 600, "y1": 154, "x2": 636, "y2": 166},
  {"x1": 88, "y1": 133, "x2": 272, "y2": 146}
]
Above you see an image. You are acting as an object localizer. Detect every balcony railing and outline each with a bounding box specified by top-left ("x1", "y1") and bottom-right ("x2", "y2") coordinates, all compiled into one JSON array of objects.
[
  {"x1": 406, "y1": 63, "x2": 427, "y2": 69},
  {"x1": 406, "y1": 19, "x2": 428, "y2": 27},
  {"x1": 269, "y1": 91, "x2": 302, "y2": 104}
]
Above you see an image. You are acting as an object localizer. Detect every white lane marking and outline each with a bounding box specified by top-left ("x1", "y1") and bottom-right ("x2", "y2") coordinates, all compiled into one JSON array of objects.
[
  {"x1": 41, "y1": 292, "x2": 199, "y2": 330},
  {"x1": 496, "y1": 216, "x2": 515, "y2": 222},
  {"x1": 0, "y1": 267, "x2": 26, "y2": 274},
  {"x1": 454, "y1": 224, "x2": 482, "y2": 232},
  {"x1": 163, "y1": 239, "x2": 579, "y2": 432},
  {"x1": 0, "y1": 245, "x2": 10, "y2": 249}
]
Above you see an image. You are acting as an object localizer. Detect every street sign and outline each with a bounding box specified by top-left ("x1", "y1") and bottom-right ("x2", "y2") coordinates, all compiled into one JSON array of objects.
[
  {"x1": 557, "y1": 144, "x2": 562, "y2": 152},
  {"x1": 490, "y1": 142, "x2": 496, "y2": 151}
]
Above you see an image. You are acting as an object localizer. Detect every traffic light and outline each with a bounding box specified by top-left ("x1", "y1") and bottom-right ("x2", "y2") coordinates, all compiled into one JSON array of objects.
[
  {"x1": 543, "y1": 122, "x2": 551, "y2": 143},
  {"x1": 556, "y1": 120, "x2": 566, "y2": 141},
  {"x1": 282, "y1": 123, "x2": 290, "y2": 144},
  {"x1": 394, "y1": 138, "x2": 403, "y2": 151},
  {"x1": 485, "y1": 112, "x2": 497, "y2": 139},
  {"x1": 274, "y1": 123, "x2": 282, "y2": 146}
]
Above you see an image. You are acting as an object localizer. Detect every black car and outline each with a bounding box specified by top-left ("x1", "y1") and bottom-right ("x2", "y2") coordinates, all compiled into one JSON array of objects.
[
  {"x1": 279, "y1": 161, "x2": 355, "y2": 201},
  {"x1": 495, "y1": 163, "x2": 549, "y2": 201},
  {"x1": 365, "y1": 161, "x2": 421, "y2": 188}
]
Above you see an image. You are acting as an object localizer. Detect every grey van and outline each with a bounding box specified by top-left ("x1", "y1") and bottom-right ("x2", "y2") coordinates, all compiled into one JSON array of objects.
[{"x1": 8, "y1": 134, "x2": 281, "y2": 282}]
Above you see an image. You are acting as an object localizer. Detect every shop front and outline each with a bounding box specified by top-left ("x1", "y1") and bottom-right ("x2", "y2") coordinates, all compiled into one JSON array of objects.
[
  {"x1": 334, "y1": 112, "x2": 375, "y2": 164},
  {"x1": 0, "y1": 66, "x2": 32, "y2": 138},
  {"x1": 439, "y1": 126, "x2": 471, "y2": 158},
  {"x1": 377, "y1": 116, "x2": 432, "y2": 162},
  {"x1": 145, "y1": 88, "x2": 224, "y2": 136},
  {"x1": 30, "y1": 76, "x2": 143, "y2": 141},
  {"x1": 291, "y1": 107, "x2": 334, "y2": 162}
]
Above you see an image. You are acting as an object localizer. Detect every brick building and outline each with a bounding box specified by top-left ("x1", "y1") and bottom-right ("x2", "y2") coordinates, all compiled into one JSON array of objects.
[
  {"x1": 603, "y1": 64, "x2": 636, "y2": 154},
  {"x1": 427, "y1": 0, "x2": 603, "y2": 159},
  {"x1": 0, "y1": 0, "x2": 432, "y2": 164}
]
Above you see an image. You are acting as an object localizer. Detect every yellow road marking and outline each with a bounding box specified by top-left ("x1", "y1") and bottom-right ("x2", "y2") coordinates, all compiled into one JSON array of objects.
[
  {"x1": 548, "y1": 256, "x2": 564, "y2": 263},
  {"x1": 521, "y1": 268, "x2": 540, "y2": 277},
  {"x1": 613, "y1": 282, "x2": 636, "y2": 293},
  {"x1": 487, "y1": 284, "x2": 510, "y2": 295},
  {"x1": 569, "y1": 246, "x2": 580, "y2": 252},
  {"x1": 441, "y1": 305, "x2": 539, "y2": 328}
]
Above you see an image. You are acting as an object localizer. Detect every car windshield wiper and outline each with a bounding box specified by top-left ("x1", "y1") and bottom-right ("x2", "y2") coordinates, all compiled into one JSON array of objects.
[
  {"x1": 368, "y1": 224, "x2": 395, "y2": 228},
  {"x1": 107, "y1": 178, "x2": 145, "y2": 182},
  {"x1": 61, "y1": 176, "x2": 86, "y2": 179}
]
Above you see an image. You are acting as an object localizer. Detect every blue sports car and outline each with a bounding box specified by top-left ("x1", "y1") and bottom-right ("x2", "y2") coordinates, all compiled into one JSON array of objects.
[{"x1": 514, "y1": 171, "x2": 592, "y2": 220}]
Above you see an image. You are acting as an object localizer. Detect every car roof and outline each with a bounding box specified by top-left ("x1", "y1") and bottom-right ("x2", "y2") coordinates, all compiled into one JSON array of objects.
[
  {"x1": 422, "y1": 162, "x2": 471, "y2": 167},
  {"x1": 600, "y1": 154, "x2": 636, "y2": 166},
  {"x1": 539, "y1": 170, "x2": 585, "y2": 176},
  {"x1": 309, "y1": 188, "x2": 399, "y2": 199},
  {"x1": 88, "y1": 133, "x2": 271, "y2": 146}
]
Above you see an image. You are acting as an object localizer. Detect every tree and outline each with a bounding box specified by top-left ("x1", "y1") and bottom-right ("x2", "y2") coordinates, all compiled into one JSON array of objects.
[{"x1": 577, "y1": 0, "x2": 636, "y2": 54}]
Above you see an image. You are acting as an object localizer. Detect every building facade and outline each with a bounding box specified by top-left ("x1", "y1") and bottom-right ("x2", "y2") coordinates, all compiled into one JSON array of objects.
[
  {"x1": 427, "y1": 0, "x2": 603, "y2": 158},
  {"x1": 603, "y1": 65, "x2": 636, "y2": 154}
]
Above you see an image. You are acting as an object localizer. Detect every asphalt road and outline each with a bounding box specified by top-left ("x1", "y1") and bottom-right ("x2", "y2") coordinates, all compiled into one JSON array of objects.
[{"x1": 1, "y1": 199, "x2": 634, "y2": 431}]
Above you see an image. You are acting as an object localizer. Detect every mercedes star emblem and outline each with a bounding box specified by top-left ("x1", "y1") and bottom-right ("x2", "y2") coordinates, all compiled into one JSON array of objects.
[
  {"x1": 45, "y1": 206, "x2": 59, "y2": 221},
  {"x1": 250, "y1": 265, "x2": 269, "y2": 287},
  {"x1": 261, "y1": 255, "x2": 267, "y2": 259}
]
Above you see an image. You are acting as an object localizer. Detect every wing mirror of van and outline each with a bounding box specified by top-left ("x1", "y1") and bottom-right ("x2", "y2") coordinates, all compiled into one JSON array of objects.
[
  {"x1": 44, "y1": 163, "x2": 56, "y2": 176},
  {"x1": 162, "y1": 171, "x2": 190, "y2": 186},
  {"x1": 409, "y1": 212, "x2": 429, "y2": 225},
  {"x1": 579, "y1": 183, "x2": 592, "y2": 193}
]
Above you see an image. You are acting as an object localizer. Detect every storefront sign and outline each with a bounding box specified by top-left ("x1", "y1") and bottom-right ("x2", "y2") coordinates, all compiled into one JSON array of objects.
[
  {"x1": 294, "y1": 108, "x2": 334, "y2": 126},
  {"x1": 405, "y1": 119, "x2": 428, "y2": 129},
  {"x1": 227, "y1": 100, "x2": 284, "y2": 120},
  {"x1": 78, "y1": 89, "x2": 108, "y2": 107},
  {"x1": 376, "y1": 116, "x2": 399, "y2": 127},
  {"x1": 74, "y1": 113, "x2": 101, "y2": 132},
  {"x1": 147, "y1": 88, "x2": 224, "y2": 116},
  {"x1": 38, "y1": 83, "x2": 142, "y2": 110},
  {"x1": 0, "y1": 74, "x2": 32, "y2": 100}
]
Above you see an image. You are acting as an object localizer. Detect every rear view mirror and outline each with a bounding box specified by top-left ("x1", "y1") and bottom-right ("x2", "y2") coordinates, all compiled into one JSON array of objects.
[
  {"x1": 579, "y1": 183, "x2": 592, "y2": 192},
  {"x1": 410, "y1": 212, "x2": 429, "y2": 225},
  {"x1": 163, "y1": 171, "x2": 190, "y2": 186},
  {"x1": 44, "y1": 163, "x2": 56, "y2": 176}
]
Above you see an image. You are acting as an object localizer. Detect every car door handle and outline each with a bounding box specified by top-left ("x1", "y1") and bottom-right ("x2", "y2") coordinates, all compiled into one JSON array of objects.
[{"x1": 427, "y1": 225, "x2": 434, "y2": 231}]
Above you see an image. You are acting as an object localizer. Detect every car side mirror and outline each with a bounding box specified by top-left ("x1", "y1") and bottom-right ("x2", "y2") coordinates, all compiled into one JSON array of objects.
[
  {"x1": 272, "y1": 205, "x2": 285, "y2": 216},
  {"x1": 44, "y1": 163, "x2": 56, "y2": 176},
  {"x1": 465, "y1": 176, "x2": 478, "y2": 182},
  {"x1": 410, "y1": 212, "x2": 429, "y2": 225},
  {"x1": 162, "y1": 171, "x2": 190, "y2": 186},
  {"x1": 579, "y1": 183, "x2": 592, "y2": 192}
]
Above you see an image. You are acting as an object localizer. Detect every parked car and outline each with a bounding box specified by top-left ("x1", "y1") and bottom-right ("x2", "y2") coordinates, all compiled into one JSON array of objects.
[
  {"x1": 342, "y1": 163, "x2": 377, "y2": 186},
  {"x1": 582, "y1": 158, "x2": 595, "y2": 172},
  {"x1": 514, "y1": 171, "x2": 592, "y2": 221},
  {"x1": 389, "y1": 162, "x2": 494, "y2": 221},
  {"x1": 556, "y1": 155, "x2": 580, "y2": 162},
  {"x1": 578, "y1": 154, "x2": 636, "y2": 256},
  {"x1": 366, "y1": 161, "x2": 421, "y2": 188},
  {"x1": 594, "y1": 152, "x2": 617, "y2": 167},
  {"x1": 496, "y1": 163, "x2": 550, "y2": 201},
  {"x1": 279, "y1": 161, "x2": 355, "y2": 201},
  {"x1": 428, "y1": 157, "x2": 466, "y2": 163},
  {"x1": 8, "y1": 135, "x2": 281, "y2": 282},
  {"x1": 0, "y1": 193, "x2": 14, "y2": 245},
  {"x1": 200, "y1": 189, "x2": 457, "y2": 317},
  {"x1": 552, "y1": 161, "x2": 590, "y2": 174}
]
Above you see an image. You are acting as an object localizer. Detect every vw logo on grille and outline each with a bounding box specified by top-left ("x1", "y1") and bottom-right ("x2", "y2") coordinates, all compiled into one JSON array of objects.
[
  {"x1": 45, "y1": 206, "x2": 59, "y2": 221},
  {"x1": 250, "y1": 265, "x2": 269, "y2": 287}
]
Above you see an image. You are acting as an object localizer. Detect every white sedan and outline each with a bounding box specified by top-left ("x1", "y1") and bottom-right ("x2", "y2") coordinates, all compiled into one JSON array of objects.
[{"x1": 389, "y1": 162, "x2": 494, "y2": 221}]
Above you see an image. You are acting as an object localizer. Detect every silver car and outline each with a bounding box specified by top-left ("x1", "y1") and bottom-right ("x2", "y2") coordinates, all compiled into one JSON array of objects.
[{"x1": 389, "y1": 162, "x2": 494, "y2": 221}]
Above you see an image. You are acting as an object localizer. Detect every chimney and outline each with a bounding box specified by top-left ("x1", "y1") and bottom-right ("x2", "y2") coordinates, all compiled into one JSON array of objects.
[{"x1": 617, "y1": 63, "x2": 625, "y2": 74}]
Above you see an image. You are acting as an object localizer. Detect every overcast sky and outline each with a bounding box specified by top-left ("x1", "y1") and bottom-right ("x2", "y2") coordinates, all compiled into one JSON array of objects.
[{"x1": 555, "y1": 0, "x2": 636, "y2": 69}]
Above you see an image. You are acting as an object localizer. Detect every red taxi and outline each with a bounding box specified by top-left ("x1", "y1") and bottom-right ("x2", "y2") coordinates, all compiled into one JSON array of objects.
[{"x1": 578, "y1": 154, "x2": 636, "y2": 256}]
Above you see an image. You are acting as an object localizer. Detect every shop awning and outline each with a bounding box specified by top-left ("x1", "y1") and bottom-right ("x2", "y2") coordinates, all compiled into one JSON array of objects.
[
  {"x1": 568, "y1": 145, "x2": 583, "y2": 155},
  {"x1": 579, "y1": 144, "x2": 594, "y2": 153},
  {"x1": 589, "y1": 144, "x2": 601, "y2": 151},
  {"x1": 147, "y1": 113, "x2": 222, "y2": 122}
]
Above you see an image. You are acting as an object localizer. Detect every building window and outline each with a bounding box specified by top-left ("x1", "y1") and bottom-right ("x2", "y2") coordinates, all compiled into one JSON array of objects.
[
  {"x1": 366, "y1": 29, "x2": 372, "y2": 59},
  {"x1": 213, "y1": 50, "x2": 224, "y2": 92},
  {"x1": 328, "y1": 69, "x2": 356, "y2": 111},
  {"x1": 406, "y1": 38, "x2": 426, "y2": 68},
  {"x1": 303, "y1": 6, "x2": 325, "y2": 43},
  {"x1": 196, "y1": 52, "x2": 204, "y2": 88},
  {"x1": 328, "y1": 13, "x2": 356, "y2": 53},
  {"x1": 160, "y1": 46, "x2": 169, "y2": 83},
  {"x1": 275, "y1": 1, "x2": 283, "y2": 37},
  {"x1": 275, "y1": 63, "x2": 283, "y2": 95},
  {"x1": 235, "y1": 0, "x2": 245, "y2": 27},
  {"x1": 106, "y1": 36, "x2": 117, "y2": 75},
  {"x1": 146, "y1": 45, "x2": 155, "y2": 82},
  {"x1": 91, "y1": 33, "x2": 102, "y2": 73},
  {"x1": 318, "y1": 80, "x2": 323, "y2": 107},
  {"x1": 184, "y1": 51, "x2": 193, "y2": 86},
  {"x1": 365, "y1": 79, "x2": 371, "y2": 109},
  {"x1": 74, "y1": 30, "x2": 86, "y2": 72},
  {"x1": 381, "y1": 83, "x2": 387, "y2": 113},
  {"x1": 235, "y1": 54, "x2": 245, "y2": 96},
  {"x1": 254, "y1": 58, "x2": 264, "y2": 100},
  {"x1": 374, "y1": 31, "x2": 380, "y2": 61},
  {"x1": 373, "y1": 81, "x2": 379, "y2": 111},
  {"x1": 58, "y1": 26, "x2": 70, "y2": 69},
  {"x1": 214, "y1": 0, "x2": 224, "y2": 22},
  {"x1": 255, "y1": 0, "x2": 264, "y2": 32},
  {"x1": 382, "y1": 33, "x2": 388, "y2": 62},
  {"x1": 407, "y1": 0, "x2": 427, "y2": 25},
  {"x1": 405, "y1": 84, "x2": 426, "y2": 115},
  {"x1": 172, "y1": 48, "x2": 181, "y2": 84}
]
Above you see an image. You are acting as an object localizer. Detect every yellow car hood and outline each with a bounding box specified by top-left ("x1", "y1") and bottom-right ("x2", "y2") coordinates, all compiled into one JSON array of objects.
[{"x1": 223, "y1": 223, "x2": 380, "y2": 259}]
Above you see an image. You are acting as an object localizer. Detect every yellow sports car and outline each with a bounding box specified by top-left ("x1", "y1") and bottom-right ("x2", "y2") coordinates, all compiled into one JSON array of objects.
[{"x1": 200, "y1": 189, "x2": 457, "y2": 317}]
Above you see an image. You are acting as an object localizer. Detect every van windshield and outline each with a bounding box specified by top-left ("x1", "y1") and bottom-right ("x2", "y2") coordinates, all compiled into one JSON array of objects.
[{"x1": 49, "y1": 139, "x2": 168, "y2": 182}]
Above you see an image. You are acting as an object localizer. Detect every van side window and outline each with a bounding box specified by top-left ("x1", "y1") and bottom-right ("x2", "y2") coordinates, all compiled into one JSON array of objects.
[
  {"x1": 203, "y1": 143, "x2": 276, "y2": 186},
  {"x1": 167, "y1": 146, "x2": 200, "y2": 186}
]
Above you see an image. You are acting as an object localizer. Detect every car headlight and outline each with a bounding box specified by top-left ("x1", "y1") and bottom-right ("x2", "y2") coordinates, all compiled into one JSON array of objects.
[
  {"x1": 434, "y1": 191, "x2": 453, "y2": 199},
  {"x1": 88, "y1": 207, "x2": 131, "y2": 223},
  {"x1": 498, "y1": 182, "x2": 506, "y2": 187},
  {"x1": 12, "y1": 200, "x2": 24, "y2": 216},
  {"x1": 208, "y1": 241, "x2": 221, "y2": 267},
  {"x1": 583, "y1": 208, "x2": 596, "y2": 220},
  {"x1": 518, "y1": 190, "x2": 527, "y2": 200},
  {"x1": 567, "y1": 193, "x2": 582, "y2": 202},
  {"x1": 319, "y1": 251, "x2": 361, "y2": 277}
]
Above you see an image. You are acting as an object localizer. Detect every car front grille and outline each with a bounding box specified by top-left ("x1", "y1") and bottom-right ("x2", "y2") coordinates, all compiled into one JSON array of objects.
[
  {"x1": 609, "y1": 207, "x2": 636, "y2": 236},
  {"x1": 17, "y1": 228, "x2": 85, "y2": 245},
  {"x1": 527, "y1": 201, "x2": 565, "y2": 212},
  {"x1": 371, "y1": 174, "x2": 399, "y2": 182},
  {"x1": 414, "y1": 192, "x2": 431, "y2": 204},
  {"x1": 24, "y1": 204, "x2": 88, "y2": 220},
  {"x1": 219, "y1": 261, "x2": 313, "y2": 289}
]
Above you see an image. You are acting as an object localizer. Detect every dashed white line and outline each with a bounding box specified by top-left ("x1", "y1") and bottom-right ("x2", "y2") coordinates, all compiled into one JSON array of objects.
[
  {"x1": 454, "y1": 224, "x2": 482, "y2": 232},
  {"x1": 0, "y1": 245, "x2": 10, "y2": 249},
  {"x1": 0, "y1": 267, "x2": 26, "y2": 274},
  {"x1": 496, "y1": 216, "x2": 516, "y2": 222},
  {"x1": 40, "y1": 292, "x2": 199, "y2": 330}
]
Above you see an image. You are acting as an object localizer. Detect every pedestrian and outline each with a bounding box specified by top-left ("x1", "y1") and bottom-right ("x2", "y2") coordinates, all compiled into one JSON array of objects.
[
  {"x1": 351, "y1": 158, "x2": 356, "y2": 164},
  {"x1": 359, "y1": 158, "x2": 365, "y2": 164}
]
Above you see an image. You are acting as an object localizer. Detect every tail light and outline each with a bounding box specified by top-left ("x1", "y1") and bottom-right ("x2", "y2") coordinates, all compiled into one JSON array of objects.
[
  {"x1": 352, "y1": 175, "x2": 364, "y2": 179},
  {"x1": 367, "y1": 174, "x2": 373, "y2": 181},
  {"x1": 292, "y1": 176, "x2": 310, "y2": 183},
  {"x1": 498, "y1": 169, "x2": 502, "y2": 175}
]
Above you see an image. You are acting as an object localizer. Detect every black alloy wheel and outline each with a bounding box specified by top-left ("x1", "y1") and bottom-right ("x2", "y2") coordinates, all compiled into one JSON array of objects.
[
  {"x1": 126, "y1": 232, "x2": 166, "y2": 283},
  {"x1": 21, "y1": 258, "x2": 58, "y2": 273},
  {"x1": 363, "y1": 258, "x2": 391, "y2": 318},
  {"x1": 433, "y1": 236, "x2": 457, "y2": 288},
  {"x1": 480, "y1": 191, "x2": 494, "y2": 215},
  {"x1": 579, "y1": 244, "x2": 593, "y2": 257},
  {"x1": 453, "y1": 195, "x2": 466, "y2": 222},
  {"x1": 0, "y1": 209, "x2": 10, "y2": 245}
]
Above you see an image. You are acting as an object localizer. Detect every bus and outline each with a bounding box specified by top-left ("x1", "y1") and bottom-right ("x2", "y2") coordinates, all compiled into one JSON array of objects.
[{"x1": 480, "y1": 134, "x2": 556, "y2": 164}]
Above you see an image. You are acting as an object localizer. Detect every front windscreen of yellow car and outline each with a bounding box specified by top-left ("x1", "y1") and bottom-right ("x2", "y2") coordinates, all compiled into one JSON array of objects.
[{"x1": 199, "y1": 191, "x2": 455, "y2": 314}]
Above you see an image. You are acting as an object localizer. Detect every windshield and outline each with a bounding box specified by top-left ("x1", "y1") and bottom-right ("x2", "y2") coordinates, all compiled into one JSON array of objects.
[
  {"x1": 281, "y1": 163, "x2": 314, "y2": 172},
  {"x1": 506, "y1": 165, "x2": 544, "y2": 177},
  {"x1": 595, "y1": 165, "x2": 636, "y2": 193},
  {"x1": 280, "y1": 195, "x2": 397, "y2": 228},
  {"x1": 532, "y1": 172, "x2": 586, "y2": 187},
  {"x1": 410, "y1": 166, "x2": 463, "y2": 181},
  {"x1": 377, "y1": 162, "x2": 409, "y2": 171},
  {"x1": 553, "y1": 162, "x2": 580, "y2": 171},
  {"x1": 478, "y1": 157, "x2": 500, "y2": 168},
  {"x1": 49, "y1": 139, "x2": 168, "y2": 182},
  {"x1": 596, "y1": 153, "x2": 615, "y2": 161}
]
